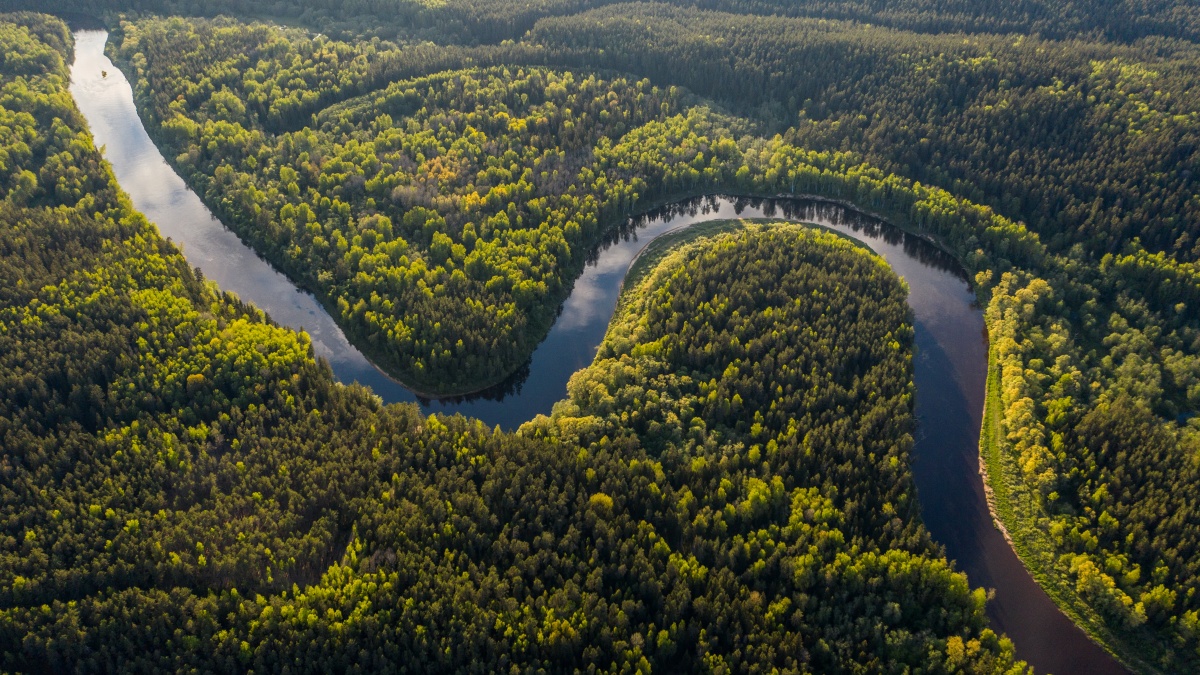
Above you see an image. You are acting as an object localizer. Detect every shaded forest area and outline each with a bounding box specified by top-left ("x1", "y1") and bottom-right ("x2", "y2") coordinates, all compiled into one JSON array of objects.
[{"x1": 6, "y1": 0, "x2": 1200, "y2": 44}]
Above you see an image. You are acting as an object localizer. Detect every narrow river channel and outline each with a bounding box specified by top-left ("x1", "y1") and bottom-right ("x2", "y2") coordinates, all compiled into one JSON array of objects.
[{"x1": 68, "y1": 28, "x2": 1128, "y2": 674}]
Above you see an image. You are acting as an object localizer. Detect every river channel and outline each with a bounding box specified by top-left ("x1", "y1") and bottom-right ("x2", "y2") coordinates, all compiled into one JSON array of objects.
[{"x1": 68, "y1": 28, "x2": 1127, "y2": 674}]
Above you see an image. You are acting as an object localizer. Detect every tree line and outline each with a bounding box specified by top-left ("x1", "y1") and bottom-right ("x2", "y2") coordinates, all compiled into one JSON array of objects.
[{"x1": 5, "y1": 0, "x2": 1200, "y2": 43}]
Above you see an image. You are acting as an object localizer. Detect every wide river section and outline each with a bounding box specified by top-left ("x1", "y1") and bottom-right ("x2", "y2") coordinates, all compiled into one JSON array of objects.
[{"x1": 69, "y1": 28, "x2": 1127, "y2": 674}]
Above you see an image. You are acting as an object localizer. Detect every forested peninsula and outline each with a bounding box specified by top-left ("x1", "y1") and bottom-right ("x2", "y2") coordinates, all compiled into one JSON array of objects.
[{"x1": 1, "y1": 0, "x2": 1199, "y2": 672}]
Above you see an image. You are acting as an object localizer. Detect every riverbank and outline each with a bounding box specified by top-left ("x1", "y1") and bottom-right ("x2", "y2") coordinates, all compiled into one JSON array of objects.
[
  {"x1": 980, "y1": 345, "x2": 1162, "y2": 674},
  {"x1": 804, "y1": 187, "x2": 1147, "y2": 673}
]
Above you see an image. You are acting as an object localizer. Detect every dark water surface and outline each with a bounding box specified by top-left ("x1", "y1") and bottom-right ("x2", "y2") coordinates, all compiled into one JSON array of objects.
[{"x1": 69, "y1": 29, "x2": 1127, "y2": 674}]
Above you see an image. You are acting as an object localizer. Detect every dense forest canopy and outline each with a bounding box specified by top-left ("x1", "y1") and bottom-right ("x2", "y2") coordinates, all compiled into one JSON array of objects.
[
  {"x1": 102, "y1": 6, "x2": 1200, "y2": 397},
  {"x1": 115, "y1": 14, "x2": 696, "y2": 392},
  {"x1": 526, "y1": 4, "x2": 1200, "y2": 258},
  {"x1": 0, "y1": 17, "x2": 1024, "y2": 669},
  {"x1": 6, "y1": 0, "x2": 1200, "y2": 43},
  {"x1": 104, "y1": 7, "x2": 1200, "y2": 672},
  {"x1": 0, "y1": 0, "x2": 1198, "y2": 671}
]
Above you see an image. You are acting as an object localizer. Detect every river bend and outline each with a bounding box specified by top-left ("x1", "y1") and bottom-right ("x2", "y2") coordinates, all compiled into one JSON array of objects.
[{"x1": 68, "y1": 28, "x2": 1126, "y2": 674}]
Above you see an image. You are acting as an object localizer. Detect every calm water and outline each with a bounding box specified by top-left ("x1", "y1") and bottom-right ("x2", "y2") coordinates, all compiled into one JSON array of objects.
[{"x1": 70, "y1": 29, "x2": 1127, "y2": 674}]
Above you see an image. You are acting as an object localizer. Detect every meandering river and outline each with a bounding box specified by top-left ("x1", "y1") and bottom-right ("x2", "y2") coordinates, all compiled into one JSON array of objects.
[{"x1": 69, "y1": 29, "x2": 1127, "y2": 674}]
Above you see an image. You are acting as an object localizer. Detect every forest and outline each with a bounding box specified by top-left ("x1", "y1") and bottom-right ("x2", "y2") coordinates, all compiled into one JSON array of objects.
[
  {"x1": 0, "y1": 0, "x2": 1198, "y2": 671},
  {"x1": 0, "y1": 14, "x2": 1025, "y2": 670},
  {"x1": 102, "y1": 7, "x2": 1200, "y2": 672},
  {"x1": 7, "y1": 0, "x2": 1200, "y2": 44}
]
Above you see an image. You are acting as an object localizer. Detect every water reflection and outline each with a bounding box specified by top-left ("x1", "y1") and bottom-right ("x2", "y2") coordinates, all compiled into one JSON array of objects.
[{"x1": 416, "y1": 360, "x2": 532, "y2": 406}]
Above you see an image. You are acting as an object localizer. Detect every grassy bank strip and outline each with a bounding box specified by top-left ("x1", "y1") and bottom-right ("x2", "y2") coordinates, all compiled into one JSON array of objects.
[
  {"x1": 980, "y1": 345, "x2": 1160, "y2": 674},
  {"x1": 608, "y1": 218, "x2": 749, "y2": 347},
  {"x1": 619, "y1": 219, "x2": 743, "y2": 304}
]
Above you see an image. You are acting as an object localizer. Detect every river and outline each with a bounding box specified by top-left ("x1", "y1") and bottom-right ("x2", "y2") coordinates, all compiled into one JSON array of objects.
[{"x1": 68, "y1": 28, "x2": 1128, "y2": 674}]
